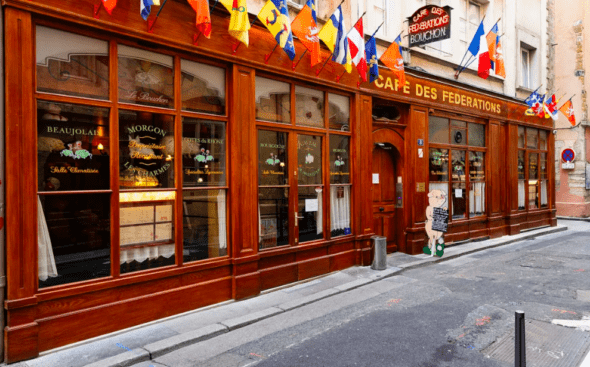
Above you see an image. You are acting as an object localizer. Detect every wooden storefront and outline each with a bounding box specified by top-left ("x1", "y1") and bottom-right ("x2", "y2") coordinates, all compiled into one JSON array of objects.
[{"x1": 2, "y1": 0, "x2": 556, "y2": 362}]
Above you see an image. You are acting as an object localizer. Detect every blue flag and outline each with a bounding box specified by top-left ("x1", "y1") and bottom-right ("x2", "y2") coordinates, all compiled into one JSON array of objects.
[
  {"x1": 270, "y1": 0, "x2": 296, "y2": 60},
  {"x1": 365, "y1": 36, "x2": 378, "y2": 83},
  {"x1": 524, "y1": 90, "x2": 541, "y2": 107},
  {"x1": 140, "y1": 0, "x2": 154, "y2": 20},
  {"x1": 467, "y1": 20, "x2": 485, "y2": 57}
]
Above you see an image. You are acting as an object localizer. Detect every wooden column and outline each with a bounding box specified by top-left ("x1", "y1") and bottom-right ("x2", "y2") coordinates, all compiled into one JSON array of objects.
[
  {"x1": 406, "y1": 106, "x2": 428, "y2": 254},
  {"x1": 506, "y1": 122, "x2": 521, "y2": 235},
  {"x1": 488, "y1": 120, "x2": 506, "y2": 238},
  {"x1": 4, "y1": 7, "x2": 39, "y2": 363},
  {"x1": 357, "y1": 95, "x2": 373, "y2": 265},
  {"x1": 229, "y1": 65, "x2": 260, "y2": 300},
  {"x1": 548, "y1": 128, "x2": 557, "y2": 226}
]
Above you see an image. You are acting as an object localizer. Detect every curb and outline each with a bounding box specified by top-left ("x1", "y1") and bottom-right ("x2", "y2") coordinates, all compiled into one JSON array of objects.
[
  {"x1": 81, "y1": 225, "x2": 567, "y2": 367},
  {"x1": 557, "y1": 216, "x2": 590, "y2": 222}
]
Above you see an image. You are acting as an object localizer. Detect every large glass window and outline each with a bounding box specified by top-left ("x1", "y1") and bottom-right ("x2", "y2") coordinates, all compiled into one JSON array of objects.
[
  {"x1": 517, "y1": 127, "x2": 549, "y2": 211},
  {"x1": 256, "y1": 79, "x2": 352, "y2": 248},
  {"x1": 36, "y1": 26, "x2": 229, "y2": 288},
  {"x1": 428, "y1": 116, "x2": 486, "y2": 221}
]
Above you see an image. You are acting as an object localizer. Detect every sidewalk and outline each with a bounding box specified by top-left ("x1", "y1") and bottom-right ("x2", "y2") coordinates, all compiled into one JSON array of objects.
[{"x1": 10, "y1": 224, "x2": 568, "y2": 367}]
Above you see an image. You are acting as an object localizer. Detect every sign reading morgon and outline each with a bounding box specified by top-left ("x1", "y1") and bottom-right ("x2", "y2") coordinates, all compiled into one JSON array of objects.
[{"x1": 408, "y1": 5, "x2": 452, "y2": 48}]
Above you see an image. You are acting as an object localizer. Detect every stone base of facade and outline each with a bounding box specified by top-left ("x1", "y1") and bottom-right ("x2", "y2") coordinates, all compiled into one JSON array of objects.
[{"x1": 556, "y1": 202, "x2": 590, "y2": 217}]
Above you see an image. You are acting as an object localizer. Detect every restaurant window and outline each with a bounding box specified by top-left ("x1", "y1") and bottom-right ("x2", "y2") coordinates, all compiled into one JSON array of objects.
[
  {"x1": 256, "y1": 79, "x2": 351, "y2": 249},
  {"x1": 428, "y1": 116, "x2": 486, "y2": 220},
  {"x1": 35, "y1": 25, "x2": 229, "y2": 288},
  {"x1": 518, "y1": 127, "x2": 549, "y2": 211}
]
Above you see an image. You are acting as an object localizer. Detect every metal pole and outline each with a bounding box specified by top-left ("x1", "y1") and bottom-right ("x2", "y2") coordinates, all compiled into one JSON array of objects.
[{"x1": 515, "y1": 311, "x2": 526, "y2": 367}]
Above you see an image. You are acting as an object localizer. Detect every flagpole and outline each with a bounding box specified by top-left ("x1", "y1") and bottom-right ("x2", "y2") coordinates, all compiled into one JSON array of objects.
[
  {"x1": 315, "y1": 0, "x2": 345, "y2": 76},
  {"x1": 458, "y1": 18, "x2": 499, "y2": 77},
  {"x1": 292, "y1": 49, "x2": 307, "y2": 71},
  {"x1": 264, "y1": 44, "x2": 279, "y2": 64},
  {"x1": 148, "y1": 0, "x2": 170, "y2": 32},
  {"x1": 370, "y1": 22, "x2": 384, "y2": 39},
  {"x1": 455, "y1": 14, "x2": 486, "y2": 79}
]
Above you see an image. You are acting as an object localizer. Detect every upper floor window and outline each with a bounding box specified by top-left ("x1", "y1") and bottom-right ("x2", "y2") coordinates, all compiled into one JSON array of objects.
[{"x1": 521, "y1": 48, "x2": 532, "y2": 89}]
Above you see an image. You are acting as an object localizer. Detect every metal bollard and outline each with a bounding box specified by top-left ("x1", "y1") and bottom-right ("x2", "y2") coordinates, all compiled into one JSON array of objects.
[
  {"x1": 515, "y1": 310, "x2": 526, "y2": 367},
  {"x1": 371, "y1": 236, "x2": 387, "y2": 270}
]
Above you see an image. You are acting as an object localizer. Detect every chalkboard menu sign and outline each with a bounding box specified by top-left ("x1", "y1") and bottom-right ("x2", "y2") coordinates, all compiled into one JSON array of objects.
[{"x1": 431, "y1": 207, "x2": 448, "y2": 233}]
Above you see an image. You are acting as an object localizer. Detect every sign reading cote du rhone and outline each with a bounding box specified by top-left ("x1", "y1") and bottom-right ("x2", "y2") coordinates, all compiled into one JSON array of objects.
[{"x1": 408, "y1": 5, "x2": 452, "y2": 48}]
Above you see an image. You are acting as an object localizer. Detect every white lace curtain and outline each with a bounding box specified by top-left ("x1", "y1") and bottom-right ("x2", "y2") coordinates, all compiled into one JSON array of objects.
[
  {"x1": 217, "y1": 190, "x2": 227, "y2": 249},
  {"x1": 330, "y1": 186, "x2": 350, "y2": 232},
  {"x1": 38, "y1": 197, "x2": 58, "y2": 281},
  {"x1": 316, "y1": 191, "x2": 323, "y2": 235},
  {"x1": 469, "y1": 182, "x2": 485, "y2": 215},
  {"x1": 540, "y1": 180, "x2": 548, "y2": 206},
  {"x1": 518, "y1": 180, "x2": 526, "y2": 208}
]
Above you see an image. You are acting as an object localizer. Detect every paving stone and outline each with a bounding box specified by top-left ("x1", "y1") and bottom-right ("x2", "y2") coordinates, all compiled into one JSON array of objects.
[{"x1": 143, "y1": 324, "x2": 228, "y2": 358}]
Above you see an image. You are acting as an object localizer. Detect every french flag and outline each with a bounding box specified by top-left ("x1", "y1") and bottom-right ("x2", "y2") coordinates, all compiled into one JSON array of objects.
[{"x1": 466, "y1": 20, "x2": 491, "y2": 79}]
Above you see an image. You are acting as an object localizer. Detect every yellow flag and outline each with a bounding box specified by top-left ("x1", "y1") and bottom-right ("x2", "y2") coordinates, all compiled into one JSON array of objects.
[{"x1": 220, "y1": 0, "x2": 250, "y2": 46}]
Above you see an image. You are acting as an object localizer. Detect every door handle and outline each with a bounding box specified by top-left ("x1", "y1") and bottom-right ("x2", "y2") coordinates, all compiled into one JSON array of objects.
[
  {"x1": 379, "y1": 207, "x2": 384, "y2": 212},
  {"x1": 295, "y1": 212, "x2": 303, "y2": 226}
]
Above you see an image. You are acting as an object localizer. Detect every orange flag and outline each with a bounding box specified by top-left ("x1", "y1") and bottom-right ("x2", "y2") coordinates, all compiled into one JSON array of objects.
[
  {"x1": 291, "y1": 0, "x2": 321, "y2": 66},
  {"x1": 559, "y1": 99, "x2": 576, "y2": 126},
  {"x1": 102, "y1": 0, "x2": 117, "y2": 14},
  {"x1": 495, "y1": 38, "x2": 506, "y2": 78},
  {"x1": 188, "y1": 0, "x2": 212, "y2": 38},
  {"x1": 380, "y1": 35, "x2": 405, "y2": 87}
]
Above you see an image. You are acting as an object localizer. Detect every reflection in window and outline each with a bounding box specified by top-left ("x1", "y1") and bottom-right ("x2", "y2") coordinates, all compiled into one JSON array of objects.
[
  {"x1": 329, "y1": 136, "x2": 350, "y2": 184},
  {"x1": 518, "y1": 126, "x2": 525, "y2": 148},
  {"x1": 183, "y1": 190, "x2": 227, "y2": 262},
  {"x1": 38, "y1": 193, "x2": 110, "y2": 288},
  {"x1": 539, "y1": 130, "x2": 547, "y2": 150},
  {"x1": 298, "y1": 186, "x2": 323, "y2": 242},
  {"x1": 119, "y1": 111, "x2": 175, "y2": 189},
  {"x1": 255, "y1": 77, "x2": 290, "y2": 123},
  {"x1": 259, "y1": 187, "x2": 289, "y2": 249},
  {"x1": 181, "y1": 59, "x2": 225, "y2": 115},
  {"x1": 330, "y1": 186, "x2": 350, "y2": 237},
  {"x1": 298, "y1": 135, "x2": 322, "y2": 185},
  {"x1": 518, "y1": 150, "x2": 525, "y2": 210},
  {"x1": 36, "y1": 26, "x2": 109, "y2": 100},
  {"x1": 540, "y1": 153, "x2": 548, "y2": 208},
  {"x1": 526, "y1": 128, "x2": 538, "y2": 149},
  {"x1": 38, "y1": 101, "x2": 110, "y2": 192},
  {"x1": 451, "y1": 120, "x2": 467, "y2": 146},
  {"x1": 468, "y1": 123, "x2": 485, "y2": 147},
  {"x1": 118, "y1": 45, "x2": 174, "y2": 108},
  {"x1": 469, "y1": 152, "x2": 485, "y2": 216},
  {"x1": 258, "y1": 130, "x2": 288, "y2": 186},
  {"x1": 182, "y1": 119, "x2": 226, "y2": 187},
  {"x1": 451, "y1": 150, "x2": 466, "y2": 182},
  {"x1": 429, "y1": 148, "x2": 448, "y2": 198},
  {"x1": 295, "y1": 86, "x2": 324, "y2": 128},
  {"x1": 119, "y1": 191, "x2": 176, "y2": 273},
  {"x1": 429, "y1": 116, "x2": 449, "y2": 144},
  {"x1": 329, "y1": 93, "x2": 350, "y2": 131}
]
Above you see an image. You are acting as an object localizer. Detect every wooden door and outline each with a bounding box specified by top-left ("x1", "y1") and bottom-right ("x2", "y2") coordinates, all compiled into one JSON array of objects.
[{"x1": 372, "y1": 146, "x2": 397, "y2": 252}]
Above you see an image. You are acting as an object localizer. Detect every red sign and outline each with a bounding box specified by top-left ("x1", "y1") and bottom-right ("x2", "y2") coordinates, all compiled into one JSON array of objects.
[
  {"x1": 561, "y1": 148, "x2": 575, "y2": 162},
  {"x1": 408, "y1": 5, "x2": 452, "y2": 48}
]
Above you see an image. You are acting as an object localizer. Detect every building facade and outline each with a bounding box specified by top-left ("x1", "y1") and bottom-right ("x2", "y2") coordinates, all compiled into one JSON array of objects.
[
  {"x1": 2, "y1": 0, "x2": 553, "y2": 362},
  {"x1": 552, "y1": 0, "x2": 590, "y2": 217}
]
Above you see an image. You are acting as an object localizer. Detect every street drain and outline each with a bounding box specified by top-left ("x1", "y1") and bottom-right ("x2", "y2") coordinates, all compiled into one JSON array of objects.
[{"x1": 481, "y1": 319, "x2": 590, "y2": 367}]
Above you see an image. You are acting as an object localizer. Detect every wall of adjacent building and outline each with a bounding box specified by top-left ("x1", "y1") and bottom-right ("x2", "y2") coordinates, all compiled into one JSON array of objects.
[{"x1": 553, "y1": 0, "x2": 590, "y2": 217}]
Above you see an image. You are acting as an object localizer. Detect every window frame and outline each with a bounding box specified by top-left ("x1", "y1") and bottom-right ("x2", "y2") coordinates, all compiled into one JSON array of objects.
[
  {"x1": 428, "y1": 113, "x2": 488, "y2": 222},
  {"x1": 34, "y1": 20, "x2": 231, "y2": 291},
  {"x1": 521, "y1": 48, "x2": 531, "y2": 89},
  {"x1": 255, "y1": 74, "x2": 353, "y2": 249},
  {"x1": 517, "y1": 127, "x2": 549, "y2": 212}
]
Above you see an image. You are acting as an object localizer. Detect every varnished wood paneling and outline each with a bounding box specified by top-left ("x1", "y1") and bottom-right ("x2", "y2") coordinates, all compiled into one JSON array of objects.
[
  {"x1": 329, "y1": 251, "x2": 356, "y2": 272},
  {"x1": 410, "y1": 106, "x2": 428, "y2": 224},
  {"x1": 298, "y1": 257, "x2": 330, "y2": 280},
  {"x1": 5, "y1": 7, "x2": 36, "y2": 301},
  {"x1": 37, "y1": 278, "x2": 232, "y2": 351},
  {"x1": 5, "y1": 324, "x2": 38, "y2": 363},
  {"x1": 259, "y1": 264, "x2": 297, "y2": 291},
  {"x1": 359, "y1": 95, "x2": 373, "y2": 236}
]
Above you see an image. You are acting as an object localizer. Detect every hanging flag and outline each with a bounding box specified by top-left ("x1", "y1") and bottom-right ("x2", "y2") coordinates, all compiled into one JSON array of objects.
[
  {"x1": 318, "y1": 5, "x2": 351, "y2": 73},
  {"x1": 347, "y1": 16, "x2": 367, "y2": 82},
  {"x1": 365, "y1": 35, "x2": 379, "y2": 83},
  {"x1": 467, "y1": 20, "x2": 485, "y2": 59},
  {"x1": 478, "y1": 51, "x2": 491, "y2": 79},
  {"x1": 535, "y1": 93, "x2": 547, "y2": 118},
  {"x1": 380, "y1": 34, "x2": 405, "y2": 87},
  {"x1": 220, "y1": 0, "x2": 250, "y2": 46},
  {"x1": 102, "y1": 0, "x2": 117, "y2": 14},
  {"x1": 141, "y1": 0, "x2": 155, "y2": 20},
  {"x1": 544, "y1": 94, "x2": 559, "y2": 120},
  {"x1": 524, "y1": 89, "x2": 542, "y2": 107},
  {"x1": 495, "y1": 37, "x2": 506, "y2": 78},
  {"x1": 188, "y1": 0, "x2": 212, "y2": 38},
  {"x1": 257, "y1": 0, "x2": 296, "y2": 59},
  {"x1": 486, "y1": 23, "x2": 498, "y2": 69},
  {"x1": 559, "y1": 99, "x2": 576, "y2": 126},
  {"x1": 291, "y1": 0, "x2": 321, "y2": 66}
]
